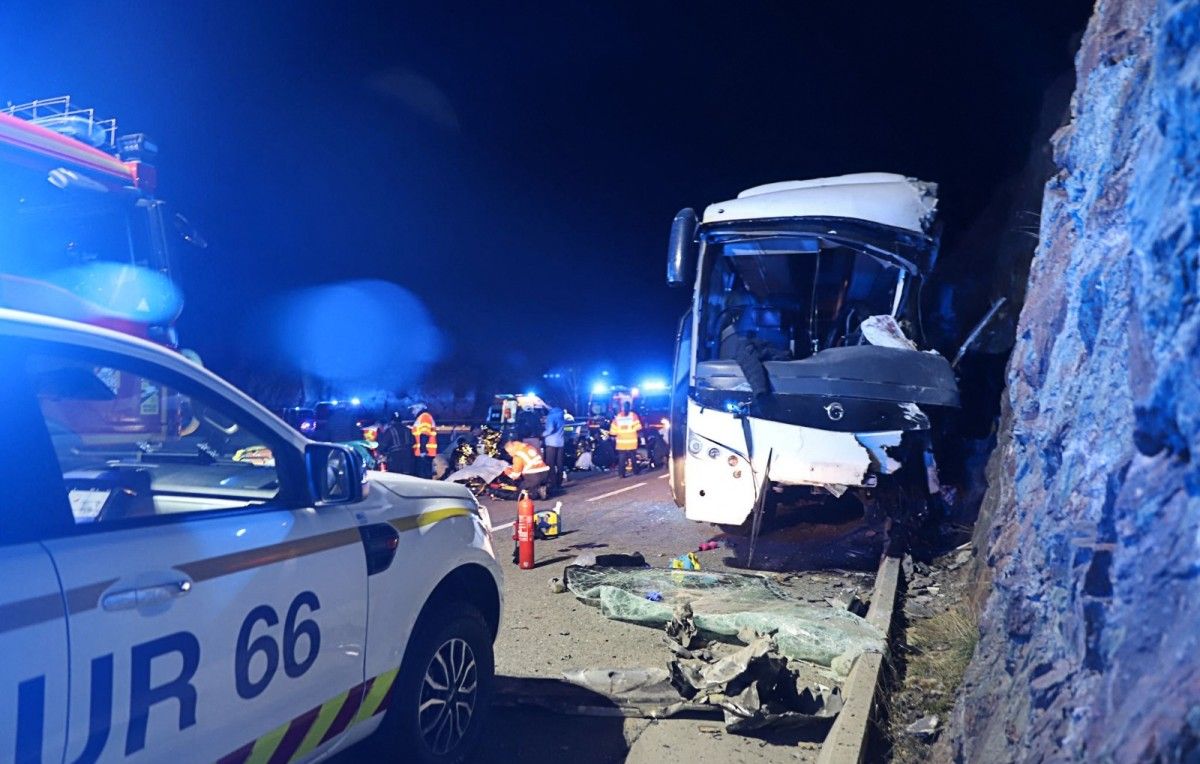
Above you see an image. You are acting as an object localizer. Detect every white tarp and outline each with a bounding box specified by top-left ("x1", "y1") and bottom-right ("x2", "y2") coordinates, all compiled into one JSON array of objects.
[{"x1": 445, "y1": 454, "x2": 508, "y2": 485}]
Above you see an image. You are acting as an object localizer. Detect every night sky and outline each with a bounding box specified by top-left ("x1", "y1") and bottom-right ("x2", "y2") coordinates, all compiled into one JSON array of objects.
[{"x1": 1, "y1": 1, "x2": 1092, "y2": 401}]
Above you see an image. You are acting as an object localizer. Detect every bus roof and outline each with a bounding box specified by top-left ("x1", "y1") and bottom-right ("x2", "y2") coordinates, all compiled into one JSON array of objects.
[{"x1": 702, "y1": 172, "x2": 938, "y2": 234}]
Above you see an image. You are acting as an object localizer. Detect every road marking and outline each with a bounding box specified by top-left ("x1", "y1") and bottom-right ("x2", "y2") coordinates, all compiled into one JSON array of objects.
[
  {"x1": 492, "y1": 520, "x2": 515, "y2": 532},
  {"x1": 658, "y1": 473, "x2": 670, "y2": 479},
  {"x1": 587, "y1": 482, "x2": 647, "y2": 502}
]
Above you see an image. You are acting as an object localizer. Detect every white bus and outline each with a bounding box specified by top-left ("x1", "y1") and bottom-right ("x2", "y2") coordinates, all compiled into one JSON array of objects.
[{"x1": 664, "y1": 173, "x2": 960, "y2": 547}]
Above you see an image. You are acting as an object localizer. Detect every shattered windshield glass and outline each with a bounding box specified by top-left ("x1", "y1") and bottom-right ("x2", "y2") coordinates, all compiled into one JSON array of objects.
[{"x1": 697, "y1": 229, "x2": 906, "y2": 364}]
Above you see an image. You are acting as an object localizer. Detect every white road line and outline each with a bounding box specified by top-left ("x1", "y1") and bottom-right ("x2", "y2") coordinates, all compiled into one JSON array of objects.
[
  {"x1": 491, "y1": 520, "x2": 514, "y2": 532},
  {"x1": 586, "y1": 482, "x2": 648, "y2": 502},
  {"x1": 658, "y1": 473, "x2": 670, "y2": 479}
]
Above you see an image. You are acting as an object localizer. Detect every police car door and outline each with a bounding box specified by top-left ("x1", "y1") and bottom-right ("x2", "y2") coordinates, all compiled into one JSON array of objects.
[
  {"x1": 0, "y1": 360, "x2": 75, "y2": 764},
  {"x1": 22, "y1": 341, "x2": 369, "y2": 763}
]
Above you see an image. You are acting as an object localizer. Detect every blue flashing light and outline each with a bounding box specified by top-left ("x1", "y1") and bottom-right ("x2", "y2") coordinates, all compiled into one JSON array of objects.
[
  {"x1": 350, "y1": 397, "x2": 362, "y2": 406},
  {"x1": 641, "y1": 379, "x2": 668, "y2": 392},
  {"x1": 592, "y1": 382, "x2": 610, "y2": 395},
  {"x1": 525, "y1": 390, "x2": 536, "y2": 397},
  {"x1": 330, "y1": 399, "x2": 340, "y2": 406}
]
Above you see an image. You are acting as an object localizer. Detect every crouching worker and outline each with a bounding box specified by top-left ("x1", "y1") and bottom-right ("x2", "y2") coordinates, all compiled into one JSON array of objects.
[{"x1": 494, "y1": 440, "x2": 552, "y2": 500}]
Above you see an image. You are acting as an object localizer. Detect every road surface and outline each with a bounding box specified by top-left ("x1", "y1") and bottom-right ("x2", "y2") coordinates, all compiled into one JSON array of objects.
[{"x1": 472, "y1": 466, "x2": 885, "y2": 763}]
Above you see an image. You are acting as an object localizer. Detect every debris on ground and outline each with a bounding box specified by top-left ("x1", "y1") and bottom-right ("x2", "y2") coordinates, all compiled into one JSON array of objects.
[
  {"x1": 671, "y1": 552, "x2": 702, "y2": 570},
  {"x1": 669, "y1": 635, "x2": 844, "y2": 733},
  {"x1": 563, "y1": 566, "x2": 885, "y2": 672},
  {"x1": 563, "y1": 634, "x2": 844, "y2": 733},
  {"x1": 568, "y1": 551, "x2": 648, "y2": 568},
  {"x1": 889, "y1": 547, "x2": 977, "y2": 762},
  {"x1": 905, "y1": 714, "x2": 939, "y2": 741},
  {"x1": 826, "y1": 594, "x2": 869, "y2": 618},
  {"x1": 561, "y1": 667, "x2": 679, "y2": 706}
]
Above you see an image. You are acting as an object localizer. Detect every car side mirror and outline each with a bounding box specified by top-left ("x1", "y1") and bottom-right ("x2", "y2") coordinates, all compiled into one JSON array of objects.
[
  {"x1": 667, "y1": 208, "x2": 698, "y2": 287},
  {"x1": 306, "y1": 443, "x2": 366, "y2": 505}
]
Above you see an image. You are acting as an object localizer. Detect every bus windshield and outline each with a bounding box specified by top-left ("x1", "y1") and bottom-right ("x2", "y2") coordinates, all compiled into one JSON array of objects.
[{"x1": 697, "y1": 229, "x2": 907, "y2": 363}]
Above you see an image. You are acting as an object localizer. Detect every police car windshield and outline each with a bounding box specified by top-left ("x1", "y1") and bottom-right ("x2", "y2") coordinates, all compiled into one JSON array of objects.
[{"x1": 30, "y1": 354, "x2": 281, "y2": 521}]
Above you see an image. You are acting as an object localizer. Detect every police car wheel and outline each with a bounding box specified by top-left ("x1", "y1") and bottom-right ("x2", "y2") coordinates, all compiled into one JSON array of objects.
[{"x1": 388, "y1": 603, "x2": 493, "y2": 763}]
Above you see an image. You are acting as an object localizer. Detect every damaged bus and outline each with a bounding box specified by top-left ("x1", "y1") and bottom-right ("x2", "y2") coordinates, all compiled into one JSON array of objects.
[{"x1": 665, "y1": 173, "x2": 959, "y2": 545}]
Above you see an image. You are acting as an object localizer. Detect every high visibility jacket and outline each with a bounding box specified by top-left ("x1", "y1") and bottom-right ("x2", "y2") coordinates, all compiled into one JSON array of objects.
[
  {"x1": 504, "y1": 442, "x2": 550, "y2": 479},
  {"x1": 609, "y1": 412, "x2": 642, "y2": 451},
  {"x1": 410, "y1": 411, "x2": 438, "y2": 456}
]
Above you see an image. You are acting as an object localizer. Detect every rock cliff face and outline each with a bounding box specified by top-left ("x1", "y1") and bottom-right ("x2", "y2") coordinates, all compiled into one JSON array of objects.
[{"x1": 956, "y1": 0, "x2": 1200, "y2": 760}]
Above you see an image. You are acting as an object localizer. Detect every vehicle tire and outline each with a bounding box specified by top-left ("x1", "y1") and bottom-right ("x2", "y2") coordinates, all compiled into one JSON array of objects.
[{"x1": 381, "y1": 602, "x2": 494, "y2": 764}]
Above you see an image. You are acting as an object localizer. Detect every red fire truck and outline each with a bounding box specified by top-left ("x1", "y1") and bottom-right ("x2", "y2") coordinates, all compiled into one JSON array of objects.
[
  {"x1": 0, "y1": 97, "x2": 201, "y2": 438},
  {"x1": 0, "y1": 96, "x2": 192, "y2": 346}
]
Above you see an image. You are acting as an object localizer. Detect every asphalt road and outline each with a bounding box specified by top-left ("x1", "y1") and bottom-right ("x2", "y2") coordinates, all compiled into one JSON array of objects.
[{"x1": 470, "y1": 465, "x2": 884, "y2": 764}]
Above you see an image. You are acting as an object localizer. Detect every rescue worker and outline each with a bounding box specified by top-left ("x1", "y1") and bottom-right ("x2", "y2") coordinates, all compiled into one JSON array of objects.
[
  {"x1": 500, "y1": 439, "x2": 551, "y2": 498},
  {"x1": 377, "y1": 411, "x2": 415, "y2": 475},
  {"x1": 410, "y1": 402, "x2": 438, "y2": 479},
  {"x1": 542, "y1": 405, "x2": 566, "y2": 493},
  {"x1": 609, "y1": 400, "x2": 642, "y2": 478}
]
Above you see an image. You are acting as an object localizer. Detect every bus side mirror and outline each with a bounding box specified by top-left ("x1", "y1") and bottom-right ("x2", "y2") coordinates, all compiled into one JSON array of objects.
[{"x1": 667, "y1": 208, "x2": 698, "y2": 287}]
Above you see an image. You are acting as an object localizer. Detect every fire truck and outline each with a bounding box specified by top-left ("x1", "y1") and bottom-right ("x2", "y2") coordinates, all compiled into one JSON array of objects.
[
  {"x1": 586, "y1": 381, "x2": 672, "y2": 434},
  {"x1": 0, "y1": 96, "x2": 192, "y2": 346},
  {"x1": 0, "y1": 96, "x2": 199, "y2": 438}
]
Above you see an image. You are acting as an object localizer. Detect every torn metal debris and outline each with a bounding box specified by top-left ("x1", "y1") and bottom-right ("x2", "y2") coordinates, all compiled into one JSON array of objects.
[{"x1": 563, "y1": 635, "x2": 844, "y2": 733}]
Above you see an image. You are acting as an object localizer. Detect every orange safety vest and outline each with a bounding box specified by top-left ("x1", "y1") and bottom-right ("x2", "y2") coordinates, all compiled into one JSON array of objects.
[
  {"x1": 504, "y1": 442, "x2": 550, "y2": 479},
  {"x1": 410, "y1": 411, "x2": 438, "y2": 456},
  {"x1": 609, "y1": 412, "x2": 642, "y2": 451}
]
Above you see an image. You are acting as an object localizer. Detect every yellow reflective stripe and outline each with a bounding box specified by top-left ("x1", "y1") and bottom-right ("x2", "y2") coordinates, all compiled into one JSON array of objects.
[
  {"x1": 390, "y1": 506, "x2": 472, "y2": 533},
  {"x1": 355, "y1": 667, "x2": 399, "y2": 723},
  {"x1": 290, "y1": 689, "x2": 349, "y2": 761},
  {"x1": 244, "y1": 718, "x2": 290, "y2": 764}
]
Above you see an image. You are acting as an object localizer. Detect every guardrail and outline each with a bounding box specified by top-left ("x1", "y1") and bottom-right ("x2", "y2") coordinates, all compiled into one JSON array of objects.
[{"x1": 816, "y1": 554, "x2": 901, "y2": 764}]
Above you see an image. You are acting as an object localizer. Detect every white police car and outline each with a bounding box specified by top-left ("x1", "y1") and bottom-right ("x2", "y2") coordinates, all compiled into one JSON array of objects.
[{"x1": 0, "y1": 309, "x2": 502, "y2": 763}]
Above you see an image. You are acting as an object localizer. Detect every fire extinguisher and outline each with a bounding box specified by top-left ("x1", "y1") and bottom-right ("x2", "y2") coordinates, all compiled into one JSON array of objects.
[{"x1": 513, "y1": 490, "x2": 535, "y2": 569}]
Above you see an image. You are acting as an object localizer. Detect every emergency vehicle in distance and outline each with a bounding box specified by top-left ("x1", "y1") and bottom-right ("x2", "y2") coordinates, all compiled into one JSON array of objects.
[
  {"x1": 0, "y1": 309, "x2": 502, "y2": 763},
  {"x1": 586, "y1": 381, "x2": 671, "y2": 433},
  {"x1": 665, "y1": 173, "x2": 961, "y2": 537}
]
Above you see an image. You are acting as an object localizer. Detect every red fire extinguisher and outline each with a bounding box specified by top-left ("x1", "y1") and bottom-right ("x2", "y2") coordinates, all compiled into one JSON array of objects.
[{"x1": 514, "y1": 490, "x2": 535, "y2": 569}]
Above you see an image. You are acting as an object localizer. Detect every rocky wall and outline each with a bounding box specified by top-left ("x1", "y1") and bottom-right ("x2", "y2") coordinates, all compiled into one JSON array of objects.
[{"x1": 955, "y1": 0, "x2": 1200, "y2": 760}]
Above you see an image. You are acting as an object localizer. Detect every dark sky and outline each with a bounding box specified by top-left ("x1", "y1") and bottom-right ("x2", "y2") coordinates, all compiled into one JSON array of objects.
[{"x1": 0, "y1": 1, "x2": 1092, "y2": 395}]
